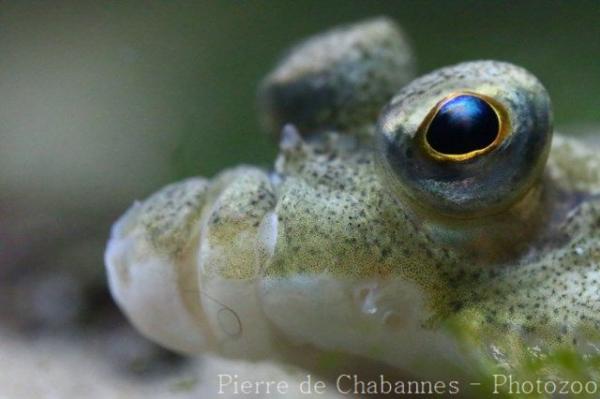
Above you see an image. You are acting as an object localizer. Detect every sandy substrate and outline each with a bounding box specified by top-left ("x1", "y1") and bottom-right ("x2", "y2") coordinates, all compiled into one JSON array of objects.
[{"x1": 0, "y1": 329, "x2": 343, "y2": 399}]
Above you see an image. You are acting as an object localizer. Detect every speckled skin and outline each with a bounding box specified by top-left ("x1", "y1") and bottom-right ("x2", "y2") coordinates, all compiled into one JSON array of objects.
[
  {"x1": 105, "y1": 18, "x2": 600, "y2": 391},
  {"x1": 258, "y1": 17, "x2": 414, "y2": 135}
]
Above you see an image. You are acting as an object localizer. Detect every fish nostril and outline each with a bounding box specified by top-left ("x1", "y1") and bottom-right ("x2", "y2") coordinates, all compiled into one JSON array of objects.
[
  {"x1": 383, "y1": 310, "x2": 405, "y2": 329},
  {"x1": 425, "y1": 94, "x2": 500, "y2": 156},
  {"x1": 217, "y1": 307, "x2": 243, "y2": 338},
  {"x1": 354, "y1": 284, "x2": 380, "y2": 315}
]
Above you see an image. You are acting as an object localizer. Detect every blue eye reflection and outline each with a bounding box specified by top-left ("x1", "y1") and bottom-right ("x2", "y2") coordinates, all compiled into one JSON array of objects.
[{"x1": 426, "y1": 95, "x2": 499, "y2": 155}]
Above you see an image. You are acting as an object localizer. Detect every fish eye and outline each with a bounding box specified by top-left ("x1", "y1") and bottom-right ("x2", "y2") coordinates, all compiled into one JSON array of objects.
[
  {"x1": 377, "y1": 61, "x2": 552, "y2": 218},
  {"x1": 419, "y1": 92, "x2": 509, "y2": 162}
]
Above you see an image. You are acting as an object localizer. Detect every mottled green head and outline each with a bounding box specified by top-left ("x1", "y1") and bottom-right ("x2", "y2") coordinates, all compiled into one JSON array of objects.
[{"x1": 106, "y1": 17, "x2": 600, "y2": 390}]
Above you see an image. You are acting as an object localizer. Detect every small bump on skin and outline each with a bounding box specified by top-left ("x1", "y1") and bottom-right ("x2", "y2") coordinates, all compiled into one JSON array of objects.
[
  {"x1": 257, "y1": 211, "x2": 278, "y2": 260},
  {"x1": 279, "y1": 124, "x2": 303, "y2": 152}
]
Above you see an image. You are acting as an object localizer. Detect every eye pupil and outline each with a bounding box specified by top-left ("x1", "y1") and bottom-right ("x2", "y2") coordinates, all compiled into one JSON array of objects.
[{"x1": 425, "y1": 95, "x2": 499, "y2": 156}]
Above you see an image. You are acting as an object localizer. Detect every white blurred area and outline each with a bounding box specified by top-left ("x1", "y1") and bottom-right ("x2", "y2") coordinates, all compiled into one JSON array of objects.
[{"x1": 0, "y1": 329, "x2": 344, "y2": 399}]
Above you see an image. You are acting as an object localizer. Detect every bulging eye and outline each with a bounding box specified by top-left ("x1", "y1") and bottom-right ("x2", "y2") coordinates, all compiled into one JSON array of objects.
[
  {"x1": 421, "y1": 93, "x2": 507, "y2": 161},
  {"x1": 377, "y1": 61, "x2": 552, "y2": 218}
]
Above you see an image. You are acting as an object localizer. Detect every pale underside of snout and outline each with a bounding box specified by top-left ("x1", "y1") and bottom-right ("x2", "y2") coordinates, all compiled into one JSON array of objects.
[{"x1": 103, "y1": 163, "x2": 468, "y2": 376}]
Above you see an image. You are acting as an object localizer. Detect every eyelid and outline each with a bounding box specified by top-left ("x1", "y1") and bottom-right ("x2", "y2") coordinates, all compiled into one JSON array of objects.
[{"x1": 416, "y1": 91, "x2": 511, "y2": 163}]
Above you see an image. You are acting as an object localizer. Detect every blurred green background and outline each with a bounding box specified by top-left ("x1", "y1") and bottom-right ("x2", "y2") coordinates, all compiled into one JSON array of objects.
[{"x1": 1, "y1": 1, "x2": 599, "y2": 215}]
